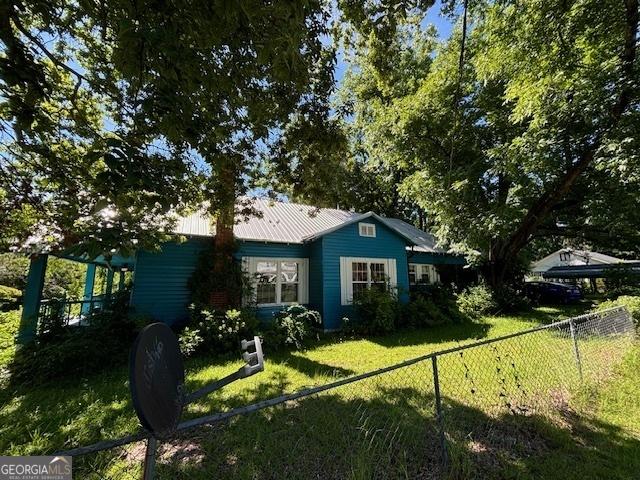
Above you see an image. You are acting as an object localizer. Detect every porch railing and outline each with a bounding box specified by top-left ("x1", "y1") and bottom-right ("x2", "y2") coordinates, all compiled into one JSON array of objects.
[{"x1": 38, "y1": 295, "x2": 108, "y2": 328}]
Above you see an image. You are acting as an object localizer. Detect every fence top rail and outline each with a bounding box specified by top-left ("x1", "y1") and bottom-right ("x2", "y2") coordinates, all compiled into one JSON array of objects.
[{"x1": 53, "y1": 305, "x2": 630, "y2": 457}]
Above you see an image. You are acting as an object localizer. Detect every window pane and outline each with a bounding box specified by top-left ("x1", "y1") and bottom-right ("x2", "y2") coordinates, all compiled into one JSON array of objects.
[
  {"x1": 352, "y1": 262, "x2": 368, "y2": 282},
  {"x1": 256, "y1": 261, "x2": 277, "y2": 282},
  {"x1": 280, "y1": 262, "x2": 298, "y2": 283},
  {"x1": 281, "y1": 283, "x2": 298, "y2": 303},
  {"x1": 408, "y1": 264, "x2": 416, "y2": 284},
  {"x1": 352, "y1": 282, "x2": 368, "y2": 298},
  {"x1": 257, "y1": 284, "x2": 277, "y2": 304},
  {"x1": 370, "y1": 263, "x2": 386, "y2": 283},
  {"x1": 256, "y1": 261, "x2": 277, "y2": 304}
]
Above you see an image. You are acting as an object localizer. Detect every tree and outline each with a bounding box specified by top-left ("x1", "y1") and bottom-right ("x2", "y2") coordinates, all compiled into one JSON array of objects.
[{"x1": 340, "y1": 0, "x2": 640, "y2": 287}]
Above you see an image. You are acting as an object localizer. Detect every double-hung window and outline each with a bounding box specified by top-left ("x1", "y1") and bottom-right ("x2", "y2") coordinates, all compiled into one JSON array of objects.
[
  {"x1": 244, "y1": 258, "x2": 308, "y2": 306},
  {"x1": 408, "y1": 264, "x2": 440, "y2": 285},
  {"x1": 340, "y1": 257, "x2": 398, "y2": 305}
]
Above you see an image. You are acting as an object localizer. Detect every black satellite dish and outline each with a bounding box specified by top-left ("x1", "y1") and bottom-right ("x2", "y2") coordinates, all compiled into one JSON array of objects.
[{"x1": 129, "y1": 323, "x2": 185, "y2": 438}]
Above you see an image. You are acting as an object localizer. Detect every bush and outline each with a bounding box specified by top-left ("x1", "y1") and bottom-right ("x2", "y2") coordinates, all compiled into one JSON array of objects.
[
  {"x1": 456, "y1": 284, "x2": 497, "y2": 319},
  {"x1": 0, "y1": 285, "x2": 21, "y2": 301},
  {"x1": 188, "y1": 305, "x2": 259, "y2": 354},
  {"x1": 595, "y1": 295, "x2": 640, "y2": 330},
  {"x1": 0, "y1": 285, "x2": 21, "y2": 311},
  {"x1": 352, "y1": 287, "x2": 400, "y2": 335},
  {"x1": 179, "y1": 326, "x2": 204, "y2": 357},
  {"x1": 269, "y1": 304, "x2": 322, "y2": 350},
  {"x1": 400, "y1": 284, "x2": 468, "y2": 328},
  {"x1": 9, "y1": 291, "x2": 140, "y2": 384}
]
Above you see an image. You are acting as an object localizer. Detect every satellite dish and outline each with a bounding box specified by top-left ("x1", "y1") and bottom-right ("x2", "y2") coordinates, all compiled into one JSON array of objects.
[{"x1": 129, "y1": 323, "x2": 185, "y2": 437}]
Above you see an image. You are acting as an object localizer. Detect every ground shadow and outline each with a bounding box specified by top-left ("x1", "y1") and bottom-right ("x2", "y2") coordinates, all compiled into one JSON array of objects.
[
  {"x1": 136, "y1": 385, "x2": 640, "y2": 480},
  {"x1": 367, "y1": 320, "x2": 491, "y2": 348}
]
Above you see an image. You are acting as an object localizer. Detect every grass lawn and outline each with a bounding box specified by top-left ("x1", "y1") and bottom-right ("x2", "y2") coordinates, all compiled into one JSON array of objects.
[{"x1": 1, "y1": 301, "x2": 638, "y2": 479}]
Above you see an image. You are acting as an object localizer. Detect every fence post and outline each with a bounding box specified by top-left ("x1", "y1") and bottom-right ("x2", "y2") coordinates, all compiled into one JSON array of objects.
[
  {"x1": 431, "y1": 355, "x2": 449, "y2": 468},
  {"x1": 569, "y1": 319, "x2": 583, "y2": 381},
  {"x1": 143, "y1": 436, "x2": 157, "y2": 480}
]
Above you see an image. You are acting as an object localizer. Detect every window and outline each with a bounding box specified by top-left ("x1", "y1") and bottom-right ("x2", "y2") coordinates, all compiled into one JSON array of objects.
[
  {"x1": 559, "y1": 252, "x2": 571, "y2": 262},
  {"x1": 408, "y1": 264, "x2": 416, "y2": 284},
  {"x1": 408, "y1": 264, "x2": 440, "y2": 285},
  {"x1": 340, "y1": 257, "x2": 397, "y2": 305},
  {"x1": 244, "y1": 258, "x2": 308, "y2": 306},
  {"x1": 359, "y1": 222, "x2": 376, "y2": 237}
]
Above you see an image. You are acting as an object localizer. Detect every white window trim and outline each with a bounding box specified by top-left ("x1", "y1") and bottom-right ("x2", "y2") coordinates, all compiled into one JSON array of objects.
[
  {"x1": 408, "y1": 263, "x2": 440, "y2": 285},
  {"x1": 242, "y1": 257, "x2": 309, "y2": 307},
  {"x1": 340, "y1": 257, "x2": 397, "y2": 305},
  {"x1": 358, "y1": 222, "x2": 376, "y2": 237}
]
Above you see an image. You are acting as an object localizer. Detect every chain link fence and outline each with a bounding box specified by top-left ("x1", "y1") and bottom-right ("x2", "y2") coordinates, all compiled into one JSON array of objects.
[{"x1": 61, "y1": 306, "x2": 635, "y2": 479}]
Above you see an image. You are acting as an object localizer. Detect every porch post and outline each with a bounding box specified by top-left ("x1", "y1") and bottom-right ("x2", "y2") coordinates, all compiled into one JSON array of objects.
[
  {"x1": 118, "y1": 270, "x2": 126, "y2": 291},
  {"x1": 18, "y1": 254, "x2": 48, "y2": 345},
  {"x1": 105, "y1": 269, "x2": 114, "y2": 298},
  {"x1": 81, "y1": 264, "x2": 96, "y2": 314}
]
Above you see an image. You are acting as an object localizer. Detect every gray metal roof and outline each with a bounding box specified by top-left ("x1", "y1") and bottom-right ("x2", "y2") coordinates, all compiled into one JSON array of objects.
[{"x1": 174, "y1": 199, "x2": 444, "y2": 252}]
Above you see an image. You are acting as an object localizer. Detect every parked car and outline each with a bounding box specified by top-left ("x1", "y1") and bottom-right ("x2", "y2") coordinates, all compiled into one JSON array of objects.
[{"x1": 524, "y1": 281, "x2": 583, "y2": 304}]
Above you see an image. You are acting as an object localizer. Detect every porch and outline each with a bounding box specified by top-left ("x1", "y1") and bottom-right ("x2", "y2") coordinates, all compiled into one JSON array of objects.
[{"x1": 18, "y1": 252, "x2": 135, "y2": 344}]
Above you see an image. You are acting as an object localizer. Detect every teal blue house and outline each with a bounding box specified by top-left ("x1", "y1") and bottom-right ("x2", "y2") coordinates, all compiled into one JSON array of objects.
[{"x1": 20, "y1": 200, "x2": 464, "y2": 342}]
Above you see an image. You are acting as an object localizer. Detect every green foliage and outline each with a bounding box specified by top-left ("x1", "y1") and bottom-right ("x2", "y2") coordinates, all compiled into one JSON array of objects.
[
  {"x1": 269, "y1": 305, "x2": 322, "y2": 350},
  {"x1": 0, "y1": 309, "x2": 20, "y2": 370},
  {"x1": 0, "y1": 285, "x2": 21, "y2": 301},
  {"x1": 456, "y1": 285, "x2": 498, "y2": 320},
  {"x1": 603, "y1": 266, "x2": 640, "y2": 298},
  {"x1": 351, "y1": 288, "x2": 400, "y2": 334},
  {"x1": 187, "y1": 306, "x2": 259, "y2": 354},
  {"x1": 402, "y1": 286, "x2": 467, "y2": 328},
  {"x1": 1, "y1": 0, "x2": 340, "y2": 257},
  {"x1": 596, "y1": 296, "x2": 640, "y2": 330},
  {"x1": 0, "y1": 254, "x2": 29, "y2": 290},
  {"x1": 337, "y1": 0, "x2": 640, "y2": 284},
  {"x1": 9, "y1": 291, "x2": 138, "y2": 384},
  {"x1": 188, "y1": 242, "x2": 250, "y2": 308},
  {"x1": 178, "y1": 327, "x2": 204, "y2": 358}
]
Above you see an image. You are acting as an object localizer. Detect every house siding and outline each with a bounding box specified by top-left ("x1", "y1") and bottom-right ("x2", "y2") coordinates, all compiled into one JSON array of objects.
[
  {"x1": 130, "y1": 238, "x2": 208, "y2": 325},
  {"x1": 319, "y1": 219, "x2": 410, "y2": 330}
]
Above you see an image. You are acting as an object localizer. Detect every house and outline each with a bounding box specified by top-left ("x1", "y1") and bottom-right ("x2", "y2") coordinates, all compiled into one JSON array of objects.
[
  {"x1": 530, "y1": 248, "x2": 633, "y2": 280},
  {"x1": 19, "y1": 200, "x2": 465, "y2": 343}
]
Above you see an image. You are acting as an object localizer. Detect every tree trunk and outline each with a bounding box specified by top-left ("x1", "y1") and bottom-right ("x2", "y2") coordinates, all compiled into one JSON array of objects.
[{"x1": 210, "y1": 160, "x2": 237, "y2": 309}]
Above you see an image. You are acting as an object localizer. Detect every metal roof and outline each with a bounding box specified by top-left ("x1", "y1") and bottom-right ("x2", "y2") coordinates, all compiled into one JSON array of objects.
[
  {"x1": 542, "y1": 262, "x2": 640, "y2": 279},
  {"x1": 174, "y1": 199, "x2": 445, "y2": 252}
]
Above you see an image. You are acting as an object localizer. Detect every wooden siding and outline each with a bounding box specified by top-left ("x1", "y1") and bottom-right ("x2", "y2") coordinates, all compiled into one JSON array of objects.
[
  {"x1": 319, "y1": 218, "x2": 410, "y2": 330},
  {"x1": 130, "y1": 239, "x2": 208, "y2": 324}
]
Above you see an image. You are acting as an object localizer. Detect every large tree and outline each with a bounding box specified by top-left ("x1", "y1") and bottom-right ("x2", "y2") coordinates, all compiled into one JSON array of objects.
[
  {"x1": 339, "y1": 0, "x2": 640, "y2": 287},
  {"x1": 1, "y1": 0, "x2": 335, "y2": 262}
]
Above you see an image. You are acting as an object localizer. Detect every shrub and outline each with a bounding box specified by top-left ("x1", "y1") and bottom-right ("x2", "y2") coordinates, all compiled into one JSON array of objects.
[
  {"x1": 595, "y1": 295, "x2": 640, "y2": 330},
  {"x1": 0, "y1": 285, "x2": 22, "y2": 311},
  {"x1": 456, "y1": 284, "x2": 497, "y2": 319},
  {"x1": 9, "y1": 291, "x2": 139, "y2": 384},
  {"x1": 0, "y1": 285, "x2": 21, "y2": 301},
  {"x1": 188, "y1": 305, "x2": 259, "y2": 353},
  {"x1": 270, "y1": 304, "x2": 322, "y2": 350},
  {"x1": 352, "y1": 287, "x2": 400, "y2": 335},
  {"x1": 179, "y1": 326, "x2": 204, "y2": 357}
]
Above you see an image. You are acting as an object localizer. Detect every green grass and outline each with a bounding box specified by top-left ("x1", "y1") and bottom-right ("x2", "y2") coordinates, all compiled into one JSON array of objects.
[{"x1": 1, "y1": 301, "x2": 638, "y2": 479}]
